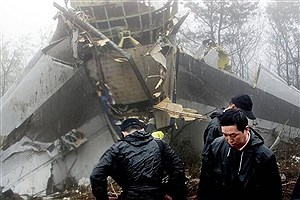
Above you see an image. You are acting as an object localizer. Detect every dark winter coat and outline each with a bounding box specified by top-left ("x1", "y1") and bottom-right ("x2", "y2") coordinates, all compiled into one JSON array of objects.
[
  {"x1": 90, "y1": 130, "x2": 187, "y2": 200},
  {"x1": 202, "y1": 109, "x2": 223, "y2": 155},
  {"x1": 197, "y1": 129, "x2": 282, "y2": 200}
]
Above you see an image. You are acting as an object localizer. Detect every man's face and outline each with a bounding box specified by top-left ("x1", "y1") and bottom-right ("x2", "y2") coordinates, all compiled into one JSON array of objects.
[{"x1": 221, "y1": 125, "x2": 248, "y2": 149}]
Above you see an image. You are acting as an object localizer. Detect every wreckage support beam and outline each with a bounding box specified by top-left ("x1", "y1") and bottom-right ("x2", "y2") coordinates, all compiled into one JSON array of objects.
[{"x1": 53, "y1": 3, "x2": 153, "y2": 103}]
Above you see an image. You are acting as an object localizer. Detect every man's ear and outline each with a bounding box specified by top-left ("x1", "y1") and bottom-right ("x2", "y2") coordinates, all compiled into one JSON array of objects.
[
  {"x1": 244, "y1": 126, "x2": 250, "y2": 133},
  {"x1": 227, "y1": 103, "x2": 236, "y2": 110},
  {"x1": 121, "y1": 131, "x2": 126, "y2": 138},
  {"x1": 121, "y1": 131, "x2": 127, "y2": 138}
]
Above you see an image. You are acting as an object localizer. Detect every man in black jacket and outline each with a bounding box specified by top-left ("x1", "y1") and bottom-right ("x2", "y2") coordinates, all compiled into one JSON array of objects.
[
  {"x1": 202, "y1": 94, "x2": 256, "y2": 155},
  {"x1": 90, "y1": 118, "x2": 187, "y2": 200},
  {"x1": 197, "y1": 109, "x2": 282, "y2": 200}
]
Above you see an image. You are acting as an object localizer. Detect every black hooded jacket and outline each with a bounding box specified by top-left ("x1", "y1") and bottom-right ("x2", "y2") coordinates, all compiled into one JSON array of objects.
[
  {"x1": 90, "y1": 130, "x2": 187, "y2": 200},
  {"x1": 198, "y1": 129, "x2": 282, "y2": 200},
  {"x1": 202, "y1": 109, "x2": 224, "y2": 155}
]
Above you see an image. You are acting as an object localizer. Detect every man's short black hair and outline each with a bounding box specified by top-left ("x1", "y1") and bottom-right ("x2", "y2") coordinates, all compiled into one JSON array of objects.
[{"x1": 220, "y1": 109, "x2": 248, "y2": 131}]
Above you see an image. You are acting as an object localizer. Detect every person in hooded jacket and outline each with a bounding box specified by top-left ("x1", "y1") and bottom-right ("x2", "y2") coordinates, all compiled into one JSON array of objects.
[
  {"x1": 197, "y1": 109, "x2": 282, "y2": 200},
  {"x1": 90, "y1": 118, "x2": 187, "y2": 200},
  {"x1": 202, "y1": 94, "x2": 256, "y2": 156}
]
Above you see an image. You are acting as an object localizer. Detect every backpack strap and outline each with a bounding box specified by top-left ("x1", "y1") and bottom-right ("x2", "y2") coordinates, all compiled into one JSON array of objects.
[
  {"x1": 154, "y1": 139, "x2": 169, "y2": 184},
  {"x1": 154, "y1": 139, "x2": 165, "y2": 156}
]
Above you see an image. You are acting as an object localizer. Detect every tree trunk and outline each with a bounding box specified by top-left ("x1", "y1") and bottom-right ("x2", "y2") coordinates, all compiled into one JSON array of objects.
[
  {"x1": 295, "y1": 43, "x2": 300, "y2": 89},
  {"x1": 2, "y1": 72, "x2": 6, "y2": 96},
  {"x1": 209, "y1": 2, "x2": 215, "y2": 42},
  {"x1": 217, "y1": 5, "x2": 224, "y2": 45},
  {"x1": 285, "y1": 50, "x2": 290, "y2": 85}
]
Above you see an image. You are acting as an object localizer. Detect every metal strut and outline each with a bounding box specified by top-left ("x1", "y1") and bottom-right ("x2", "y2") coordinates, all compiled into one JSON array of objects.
[{"x1": 53, "y1": 2, "x2": 153, "y2": 103}]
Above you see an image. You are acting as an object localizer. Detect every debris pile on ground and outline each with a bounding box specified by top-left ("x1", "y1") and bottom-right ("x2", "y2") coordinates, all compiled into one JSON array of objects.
[
  {"x1": 1, "y1": 140, "x2": 298, "y2": 200},
  {"x1": 3, "y1": 169, "x2": 298, "y2": 200},
  {"x1": 275, "y1": 138, "x2": 300, "y2": 200}
]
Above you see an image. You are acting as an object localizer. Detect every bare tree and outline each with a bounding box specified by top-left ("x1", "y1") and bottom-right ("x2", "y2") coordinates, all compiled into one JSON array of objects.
[
  {"x1": 180, "y1": 0, "x2": 260, "y2": 80},
  {"x1": 266, "y1": 1, "x2": 300, "y2": 89},
  {"x1": 226, "y1": 16, "x2": 263, "y2": 80},
  {"x1": 183, "y1": 0, "x2": 258, "y2": 44},
  {"x1": 0, "y1": 28, "x2": 52, "y2": 97},
  {"x1": 0, "y1": 35, "x2": 30, "y2": 96}
]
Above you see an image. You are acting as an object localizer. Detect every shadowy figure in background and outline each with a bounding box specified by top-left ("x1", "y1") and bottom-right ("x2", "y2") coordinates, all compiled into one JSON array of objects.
[
  {"x1": 197, "y1": 109, "x2": 282, "y2": 200},
  {"x1": 202, "y1": 94, "x2": 256, "y2": 156},
  {"x1": 90, "y1": 118, "x2": 187, "y2": 200}
]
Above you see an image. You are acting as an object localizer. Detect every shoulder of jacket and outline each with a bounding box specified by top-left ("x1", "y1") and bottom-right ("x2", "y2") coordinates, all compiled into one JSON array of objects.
[
  {"x1": 210, "y1": 136, "x2": 226, "y2": 152},
  {"x1": 255, "y1": 144, "x2": 275, "y2": 158},
  {"x1": 154, "y1": 139, "x2": 171, "y2": 151},
  {"x1": 109, "y1": 141, "x2": 126, "y2": 151},
  {"x1": 211, "y1": 116, "x2": 221, "y2": 123},
  {"x1": 206, "y1": 119, "x2": 221, "y2": 131},
  {"x1": 212, "y1": 136, "x2": 224, "y2": 144},
  {"x1": 210, "y1": 110, "x2": 223, "y2": 118}
]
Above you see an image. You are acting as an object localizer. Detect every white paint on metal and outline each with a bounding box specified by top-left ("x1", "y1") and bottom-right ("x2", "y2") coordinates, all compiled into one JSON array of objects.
[
  {"x1": 256, "y1": 67, "x2": 300, "y2": 107},
  {"x1": 1, "y1": 55, "x2": 76, "y2": 136},
  {"x1": 1, "y1": 114, "x2": 115, "y2": 196}
]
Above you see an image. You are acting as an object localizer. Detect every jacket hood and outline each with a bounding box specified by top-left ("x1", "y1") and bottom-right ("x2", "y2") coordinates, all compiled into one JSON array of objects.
[
  {"x1": 247, "y1": 128, "x2": 264, "y2": 148},
  {"x1": 249, "y1": 127, "x2": 264, "y2": 142},
  {"x1": 124, "y1": 130, "x2": 153, "y2": 147},
  {"x1": 209, "y1": 109, "x2": 224, "y2": 119}
]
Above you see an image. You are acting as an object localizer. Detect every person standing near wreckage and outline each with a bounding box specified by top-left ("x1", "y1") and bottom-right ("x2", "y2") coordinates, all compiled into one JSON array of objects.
[
  {"x1": 90, "y1": 118, "x2": 187, "y2": 200},
  {"x1": 197, "y1": 109, "x2": 282, "y2": 200},
  {"x1": 202, "y1": 94, "x2": 257, "y2": 155}
]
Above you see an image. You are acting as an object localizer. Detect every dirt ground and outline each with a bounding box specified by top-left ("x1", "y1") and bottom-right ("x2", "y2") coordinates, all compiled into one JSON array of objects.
[{"x1": 272, "y1": 139, "x2": 300, "y2": 200}]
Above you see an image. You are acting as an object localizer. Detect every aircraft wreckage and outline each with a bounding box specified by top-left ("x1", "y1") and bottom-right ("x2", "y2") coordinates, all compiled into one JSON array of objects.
[{"x1": 1, "y1": 0, "x2": 299, "y2": 197}]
